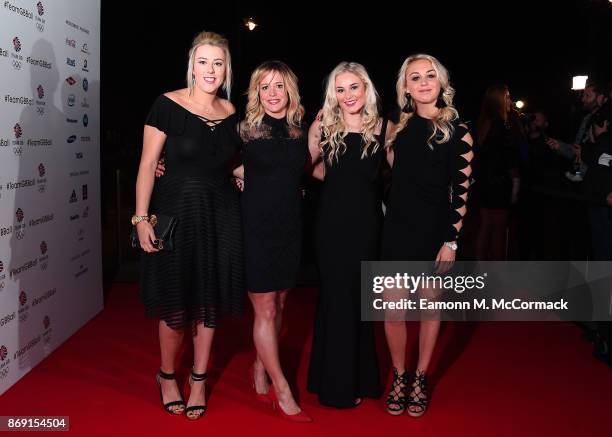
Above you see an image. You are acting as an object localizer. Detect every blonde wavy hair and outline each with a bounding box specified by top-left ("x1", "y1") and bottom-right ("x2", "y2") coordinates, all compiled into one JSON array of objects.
[
  {"x1": 244, "y1": 60, "x2": 304, "y2": 129},
  {"x1": 386, "y1": 54, "x2": 459, "y2": 148},
  {"x1": 186, "y1": 31, "x2": 232, "y2": 99},
  {"x1": 320, "y1": 62, "x2": 380, "y2": 165}
]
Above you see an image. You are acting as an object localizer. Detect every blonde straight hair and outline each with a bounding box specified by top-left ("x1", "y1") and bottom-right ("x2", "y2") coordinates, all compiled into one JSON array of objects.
[
  {"x1": 320, "y1": 62, "x2": 380, "y2": 165},
  {"x1": 186, "y1": 31, "x2": 232, "y2": 99},
  {"x1": 387, "y1": 54, "x2": 459, "y2": 148},
  {"x1": 244, "y1": 60, "x2": 304, "y2": 129}
]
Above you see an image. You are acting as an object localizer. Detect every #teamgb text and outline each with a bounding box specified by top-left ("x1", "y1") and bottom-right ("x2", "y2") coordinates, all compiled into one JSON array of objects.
[{"x1": 372, "y1": 273, "x2": 487, "y2": 294}]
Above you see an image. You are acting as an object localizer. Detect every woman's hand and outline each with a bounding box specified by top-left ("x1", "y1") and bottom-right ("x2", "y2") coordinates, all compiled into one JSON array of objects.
[
  {"x1": 434, "y1": 244, "x2": 455, "y2": 273},
  {"x1": 136, "y1": 221, "x2": 159, "y2": 253},
  {"x1": 155, "y1": 158, "x2": 166, "y2": 177},
  {"x1": 234, "y1": 177, "x2": 244, "y2": 192}
]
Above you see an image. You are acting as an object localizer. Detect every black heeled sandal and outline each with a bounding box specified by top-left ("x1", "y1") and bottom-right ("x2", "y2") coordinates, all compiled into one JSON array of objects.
[
  {"x1": 386, "y1": 368, "x2": 409, "y2": 416},
  {"x1": 407, "y1": 370, "x2": 429, "y2": 418},
  {"x1": 184, "y1": 369, "x2": 208, "y2": 420},
  {"x1": 156, "y1": 369, "x2": 185, "y2": 415}
]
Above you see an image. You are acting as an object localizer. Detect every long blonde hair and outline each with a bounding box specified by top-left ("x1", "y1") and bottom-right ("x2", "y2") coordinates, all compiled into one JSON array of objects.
[
  {"x1": 186, "y1": 31, "x2": 232, "y2": 99},
  {"x1": 386, "y1": 54, "x2": 459, "y2": 148},
  {"x1": 320, "y1": 62, "x2": 380, "y2": 165},
  {"x1": 244, "y1": 60, "x2": 304, "y2": 129}
]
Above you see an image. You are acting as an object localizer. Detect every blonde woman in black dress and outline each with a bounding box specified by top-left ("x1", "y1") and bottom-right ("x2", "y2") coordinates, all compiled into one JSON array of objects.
[
  {"x1": 382, "y1": 54, "x2": 473, "y2": 417},
  {"x1": 307, "y1": 62, "x2": 394, "y2": 408},
  {"x1": 136, "y1": 31, "x2": 243, "y2": 420},
  {"x1": 233, "y1": 61, "x2": 312, "y2": 422}
]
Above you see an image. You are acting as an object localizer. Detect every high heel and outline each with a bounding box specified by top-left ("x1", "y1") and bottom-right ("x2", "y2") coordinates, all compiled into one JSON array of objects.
[
  {"x1": 407, "y1": 370, "x2": 429, "y2": 418},
  {"x1": 268, "y1": 386, "x2": 313, "y2": 423},
  {"x1": 386, "y1": 367, "x2": 409, "y2": 416},
  {"x1": 250, "y1": 365, "x2": 273, "y2": 406},
  {"x1": 184, "y1": 369, "x2": 208, "y2": 420},
  {"x1": 156, "y1": 369, "x2": 185, "y2": 415}
]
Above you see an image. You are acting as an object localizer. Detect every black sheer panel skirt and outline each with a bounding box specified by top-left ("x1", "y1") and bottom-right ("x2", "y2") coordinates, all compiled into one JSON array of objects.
[{"x1": 139, "y1": 174, "x2": 245, "y2": 330}]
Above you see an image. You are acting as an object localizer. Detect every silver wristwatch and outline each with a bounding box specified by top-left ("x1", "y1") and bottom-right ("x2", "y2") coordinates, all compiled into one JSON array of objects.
[{"x1": 444, "y1": 241, "x2": 458, "y2": 251}]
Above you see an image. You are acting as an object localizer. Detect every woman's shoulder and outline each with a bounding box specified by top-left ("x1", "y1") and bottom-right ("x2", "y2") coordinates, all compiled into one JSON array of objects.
[
  {"x1": 218, "y1": 98, "x2": 236, "y2": 117},
  {"x1": 161, "y1": 89, "x2": 187, "y2": 105}
]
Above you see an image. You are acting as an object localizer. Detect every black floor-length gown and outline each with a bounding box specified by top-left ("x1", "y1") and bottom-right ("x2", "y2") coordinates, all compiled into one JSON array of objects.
[
  {"x1": 307, "y1": 125, "x2": 387, "y2": 408},
  {"x1": 139, "y1": 95, "x2": 244, "y2": 330}
]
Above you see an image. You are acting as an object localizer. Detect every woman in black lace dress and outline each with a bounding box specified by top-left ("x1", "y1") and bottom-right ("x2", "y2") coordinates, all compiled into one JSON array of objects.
[
  {"x1": 135, "y1": 32, "x2": 243, "y2": 420},
  {"x1": 381, "y1": 54, "x2": 473, "y2": 417},
  {"x1": 307, "y1": 62, "x2": 392, "y2": 408},
  {"x1": 233, "y1": 61, "x2": 311, "y2": 422}
]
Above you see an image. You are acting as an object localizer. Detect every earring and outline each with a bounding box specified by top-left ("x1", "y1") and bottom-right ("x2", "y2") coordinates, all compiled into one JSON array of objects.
[
  {"x1": 436, "y1": 89, "x2": 447, "y2": 109},
  {"x1": 402, "y1": 93, "x2": 413, "y2": 113}
]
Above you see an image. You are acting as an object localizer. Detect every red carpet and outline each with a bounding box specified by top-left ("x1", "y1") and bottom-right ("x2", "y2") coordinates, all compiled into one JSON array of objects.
[{"x1": 1, "y1": 283, "x2": 611, "y2": 436}]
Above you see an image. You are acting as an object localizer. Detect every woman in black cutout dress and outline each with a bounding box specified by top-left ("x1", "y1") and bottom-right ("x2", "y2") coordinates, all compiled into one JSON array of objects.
[
  {"x1": 135, "y1": 31, "x2": 243, "y2": 420},
  {"x1": 306, "y1": 62, "x2": 387, "y2": 408},
  {"x1": 381, "y1": 54, "x2": 473, "y2": 418}
]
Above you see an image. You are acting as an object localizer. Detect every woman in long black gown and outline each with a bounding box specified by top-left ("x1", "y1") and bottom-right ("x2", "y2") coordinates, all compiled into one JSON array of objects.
[
  {"x1": 381, "y1": 54, "x2": 473, "y2": 417},
  {"x1": 307, "y1": 62, "x2": 392, "y2": 408}
]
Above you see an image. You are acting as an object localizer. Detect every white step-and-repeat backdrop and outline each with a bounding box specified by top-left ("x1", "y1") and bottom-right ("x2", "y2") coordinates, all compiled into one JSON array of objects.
[{"x1": 0, "y1": 0, "x2": 102, "y2": 394}]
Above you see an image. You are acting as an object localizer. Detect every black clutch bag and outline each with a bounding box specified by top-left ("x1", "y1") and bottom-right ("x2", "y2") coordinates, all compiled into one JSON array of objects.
[{"x1": 130, "y1": 214, "x2": 177, "y2": 251}]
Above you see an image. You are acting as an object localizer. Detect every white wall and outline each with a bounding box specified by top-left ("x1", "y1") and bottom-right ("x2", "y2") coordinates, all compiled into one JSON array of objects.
[{"x1": 0, "y1": 0, "x2": 102, "y2": 394}]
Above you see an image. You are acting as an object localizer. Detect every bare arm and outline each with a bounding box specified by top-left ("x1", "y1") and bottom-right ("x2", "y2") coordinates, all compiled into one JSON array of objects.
[
  {"x1": 384, "y1": 120, "x2": 397, "y2": 167},
  {"x1": 308, "y1": 118, "x2": 324, "y2": 180},
  {"x1": 135, "y1": 125, "x2": 166, "y2": 252}
]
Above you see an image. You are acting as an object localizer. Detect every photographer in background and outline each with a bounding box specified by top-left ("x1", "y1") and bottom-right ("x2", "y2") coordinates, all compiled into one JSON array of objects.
[{"x1": 546, "y1": 80, "x2": 609, "y2": 181}]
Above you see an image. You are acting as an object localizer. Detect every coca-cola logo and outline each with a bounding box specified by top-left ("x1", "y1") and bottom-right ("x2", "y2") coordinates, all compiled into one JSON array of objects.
[
  {"x1": 40, "y1": 241, "x2": 47, "y2": 255},
  {"x1": 38, "y1": 163, "x2": 45, "y2": 177},
  {"x1": 19, "y1": 291, "x2": 27, "y2": 306},
  {"x1": 15, "y1": 208, "x2": 24, "y2": 223}
]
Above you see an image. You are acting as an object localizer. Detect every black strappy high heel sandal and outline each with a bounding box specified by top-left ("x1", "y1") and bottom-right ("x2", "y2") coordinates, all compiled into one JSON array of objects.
[
  {"x1": 407, "y1": 370, "x2": 429, "y2": 418},
  {"x1": 184, "y1": 369, "x2": 208, "y2": 420},
  {"x1": 156, "y1": 369, "x2": 185, "y2": 415},
  {"x1": 386, "y1": 368, "x2": 409, "y2": 416}
]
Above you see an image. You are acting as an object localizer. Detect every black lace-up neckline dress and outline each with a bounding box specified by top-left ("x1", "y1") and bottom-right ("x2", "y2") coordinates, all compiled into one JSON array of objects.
[{"x1": 139, "y1": 95, "x2": 244, "y2": 330}]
